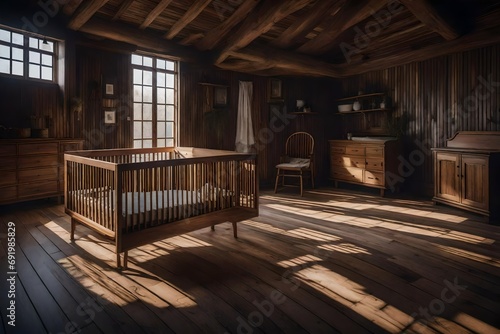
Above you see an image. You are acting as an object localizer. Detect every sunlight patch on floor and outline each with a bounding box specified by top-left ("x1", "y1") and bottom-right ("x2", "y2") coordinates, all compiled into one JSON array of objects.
[
  {"x1": 276, "y1": 254, "x2": 323, "y2": 268},
  {"x1": 377, "y1": 205, "x2": 467, "y2": 223},
  {"x1": 318, "y1": 243, "x2": 372, "y2": 255},
  {"x1": 437, "y1": 245, "x2": 500, "y2": 267},
  {"x1": 453, "y1": 312, "x2": 500, "y2": 333}
]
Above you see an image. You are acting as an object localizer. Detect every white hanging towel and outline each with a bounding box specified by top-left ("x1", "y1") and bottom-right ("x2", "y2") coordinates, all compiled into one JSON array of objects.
[{"x1": 235, "y1": 81, "x2": 255, "y2": 153}]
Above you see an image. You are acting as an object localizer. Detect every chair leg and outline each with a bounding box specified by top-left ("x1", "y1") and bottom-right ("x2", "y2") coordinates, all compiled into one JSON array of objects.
[
  {"x1": 274, "y1": 169, "x2": 280, "y2": 193},
  {"x1": 300, "y1": 172, "x2": 304, "y2": 196}
]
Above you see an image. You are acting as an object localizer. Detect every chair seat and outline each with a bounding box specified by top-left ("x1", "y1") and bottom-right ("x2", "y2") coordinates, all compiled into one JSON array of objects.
[{"x1": 276, "y1": 158, "x2": 310, "y2": 169}]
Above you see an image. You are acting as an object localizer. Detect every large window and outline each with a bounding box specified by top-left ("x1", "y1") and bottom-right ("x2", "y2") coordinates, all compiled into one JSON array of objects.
[
  {"x1": 132, "y1": 54, "x2": 178, "y2": 148},
  {"x1": 0, "y1": 26, "x2": 56, "y2": 82}
]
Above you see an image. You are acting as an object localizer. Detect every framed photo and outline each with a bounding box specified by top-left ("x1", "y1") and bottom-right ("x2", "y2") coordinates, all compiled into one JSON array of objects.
[
  {"x1": 104, "y1": 110, "x2": 116, "y2": 124},
  {"x1": 105, "y1": 83, "x2": 114, "y2": 96},
  {"x1": 268, "y1": 78, "x2": 283, "y2": 100},
  {"x1": 213, "y1": 86, "x2": 228, "y2": 107}
]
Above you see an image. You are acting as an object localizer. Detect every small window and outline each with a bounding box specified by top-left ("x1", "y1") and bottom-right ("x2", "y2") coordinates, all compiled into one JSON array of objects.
[{"x1": 0, "y1": 26, "x2": 56, "y2": 82}]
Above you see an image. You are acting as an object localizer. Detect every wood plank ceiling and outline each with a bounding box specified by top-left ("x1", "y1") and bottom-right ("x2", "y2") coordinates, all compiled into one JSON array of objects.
[{"x1": 61, "y1": 0, "x2": 500, "y2": 78}]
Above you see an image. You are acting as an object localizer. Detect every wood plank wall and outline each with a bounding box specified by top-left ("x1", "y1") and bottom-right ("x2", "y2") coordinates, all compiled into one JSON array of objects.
[
  {"x1": 340, "y1": 44, "x2": 500, "y2": 195},
  {"x1": 179, "y1": 63, "x2": 339, "y2": 187}
]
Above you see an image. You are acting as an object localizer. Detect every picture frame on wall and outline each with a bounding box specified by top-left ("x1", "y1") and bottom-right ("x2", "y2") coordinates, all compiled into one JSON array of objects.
[
  {"x1": 268, "y1": 78, "x2": 283, "y2": 100},
  {"x1": 105, "y1": 83, "x2": 114, "y2": 96},
  {"x1": 213, "y1": 86, "x2": 228, "y2": 107},
  {"x1": 104, "y1": 110, "x2": 116, "y2": 124}
]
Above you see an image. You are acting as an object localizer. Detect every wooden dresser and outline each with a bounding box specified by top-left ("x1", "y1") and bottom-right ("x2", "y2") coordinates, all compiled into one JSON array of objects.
[
  {"x1": 432, "y1": 132, "x2": 500, "y2": 220},
  {"x1": 329, "y1": 138, "x2": 401, "y2": 196},
  {"x1": 0, "y1": 138, "x2": 83, "y2": 205}
]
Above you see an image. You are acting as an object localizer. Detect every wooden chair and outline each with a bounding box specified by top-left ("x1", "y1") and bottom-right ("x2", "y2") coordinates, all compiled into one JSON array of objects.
[{"x1": 274, "y1": 132, "x2": 314, "y2": 196}]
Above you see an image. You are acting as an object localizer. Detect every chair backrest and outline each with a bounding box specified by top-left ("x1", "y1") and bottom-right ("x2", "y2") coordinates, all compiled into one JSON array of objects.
[{"x1": 285, "y1": 132, "x2": 314, "y2": 160}]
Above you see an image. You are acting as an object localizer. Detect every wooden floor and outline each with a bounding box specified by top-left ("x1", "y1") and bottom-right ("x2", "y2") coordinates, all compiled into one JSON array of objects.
[{"x1": 1, "y1": 187, "x2": 500, "y2": 334}]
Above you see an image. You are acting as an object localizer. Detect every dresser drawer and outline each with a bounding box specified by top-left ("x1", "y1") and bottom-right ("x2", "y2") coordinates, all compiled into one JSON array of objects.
[
  {"x1": 18, "y1": 181, "x2": 58, "y2": 198},
  {"x1": 18, "y1": 142, "x2": 58, "y2": 155},
  {"x1": 331, "y1": 167, "x2": 364, "y2": 183},
  {"x1": 0, "y1": 144, "x2": 16, "y2": 156},
  {"x1": 345, "y1": 146, "x2": 365, "y2": 156},
  {"x1": 330, "y1": 146, "x2": 346, "y2": 154},
  {"x1": 366, "y1": 146, "x2": 384, "y2": 157},
  {"x1": 18, "y1": 154, "x2": 58, "y2": 167},
  {"x1": 61, "y1": 141, "x2": 83, "y2": 152},
  {"x1": 0, "y1": 170, "x2": 17, "y2": 186},
  {"x1": 0, "y1": 186, "x2": 17, "y2": 202},
  {"x1": 18, "y1": 166, "x2": 58, "y2": 182},
  {"x1": 364, "y1": 171, "x2": 384, "y2": 186},
  {"x1": 0, "y1": 156, "x2": 16, "y2": 170},
  {"x1": 365, "y1": 158, "x2": 384, "y2": 171}
]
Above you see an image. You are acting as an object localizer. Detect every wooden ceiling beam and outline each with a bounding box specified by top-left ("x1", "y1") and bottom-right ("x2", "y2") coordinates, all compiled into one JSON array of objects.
[
  {"x1": 164, "y1": 0, "x2": 213, "y2": 39},
  {"x1": 68, "y1": 0, "x2": 110, "y2": 30},
  {"x1": 214, "y1": 0, "x2": 312, "y2": 64},
  {"x1": 228, "y1": 44, "x2": 343, "y2": 78},
  {"x1": 140, "y1": 0, "x2": 173, "y2": 29},
  {"x1": 196, "y1": 0, "x2": 261, "y2": 51},
  {"x1": 297, "y1": 0, "x2": 388, "y2": 55},
  {"x1": 399, "y1": 0, "x2": 459, "y2": 40},
  {"x1": 63, "y1": 0, "x2": 84, "y2": 16},
  {"x1": 77, "y1": 17, "x2": 203, "y2": 62},
  {"x1": 113, "y1": 0, "x2": 134, "y2": 21},
  {"x1": 339, "y1": 26, "x2": 500, "y2": 77},
  {"x1": 272, "y1": 0, "x2": 345, "y2": 48},
  {"x1": 179, "y1": 33, "x2": 205, "y2": 46}
]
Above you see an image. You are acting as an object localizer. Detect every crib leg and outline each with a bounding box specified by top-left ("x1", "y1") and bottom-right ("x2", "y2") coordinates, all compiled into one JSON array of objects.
[
  {"x1": 232, "y1": 222, "x2": 238, "y2": 238},
  {"x1": 211, "y1": 225, "x2": 215, "y2": 231},
  {"x1": 116, "y1": 253, "x2": 121, "y2": 269},
  {"x1": 70, "y1": 218, "x2": 76, "y2": 241},
  {"x1": 123, "y1": 251, "x2": 129, "y2": 269}
]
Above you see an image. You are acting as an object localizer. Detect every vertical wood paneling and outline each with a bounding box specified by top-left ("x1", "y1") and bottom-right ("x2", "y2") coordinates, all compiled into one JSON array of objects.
[{"x1": 341, "y1": 44, "x2": 500, "y2": 195}]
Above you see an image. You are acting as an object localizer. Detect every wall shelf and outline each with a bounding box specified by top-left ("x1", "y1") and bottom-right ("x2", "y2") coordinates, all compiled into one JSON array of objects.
[
  {"x1": 337, "y1": 92, "x2": 386, "y2": 102},
  {"x1": 336, "y1": 108, "x2": 390, "y2": 115}
]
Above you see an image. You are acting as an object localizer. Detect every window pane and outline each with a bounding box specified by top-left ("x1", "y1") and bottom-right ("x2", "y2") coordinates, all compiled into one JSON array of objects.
[
  {"x1": 143, "y1": 86, "x2": 152, "y2": 103},
  {"x1": 12, "y1": 61, "x2": 23, "y2": 76},
  {"x1": 165, "y1": 73, "x2": 175, "y2": 88},
  {"x1": 166, "y1": 122, "x2": 173, "y2": 137},
  {"x1": 157, "y1": 72, "x2": 165, "y2": 87},
  {"x1": 29, "y1": 37, "x2": 38, "y2": 48},
  {"x1": 134, "y1": 103, "x2": 142, "y2": 120},
  {"x1": 143, "y1": 104, "x2": 152, "y2": 120},
  {"x1": 157, "y1": 88, "x2": 165, "y2": 104},
  {"x1": 157, "y1": 105, "x2": 165, "y2": 120},
  {"x1": 157, "y1": 122, "x2": 165, "y2": 137},
  {"x1": 131, "y1": 54, "x2": 142, "y2": 65},
  {"x1": 166, "y1": 139, "x2": 174, "y2": 147},
  {"x1": 12, "y1": 47, "x2": 23, "y2": 61},
  {"x1": 41, "y1": 41, "x2": 54, "y2": 52},
  {"x1": 12, "y1": 33, "x2": 23, "y2": 46},
  {"x1": 0, "y1": 29, "x2": 10, "y2": 43},
  {"x1": 133, "y1": 85, "x2": 142, "y2": 102},
  {"x1": 133, "y1": 140, "x2": 142, "y2": 148},
  {"x1": 166, "y1": 106, "x2": 174, "y2": 121},
  {"x1": 29, "y1": 51, "x2": 40, "y2": 64},
  {"x1": 156, "y1": 59, "x2": 165, "y2": 70},
  {"x1": 157, "y1": 139, "x2": 166, "y2": 147},
  {"x1": 143, "y1": 122, "x2": 152, "y2": 138},
  {"x1": 133, "y1": 122, "x2": 142, "y2": 139},
  {"x1": 143, "y1": 70, "x2": 152, "y2": 85},
  {"x1": 41, "y1": 54, "x2": 52, "y2": 66},
  {"x1": 133, "y1": 69, "x2": 142, "y2": 84},
  {"x1": 29, "y1": 64, "x2": 40, "y2": 78},
  {"x1": 0, "y1": 45, "x2": 9, "y2": 58},
  {"x1": 41, "y1": 66, "x2": 52, "y2": 80},
  {"x1": 143, "y1": 140, "x2": 152, "y2": 148},
  {"x1": 165, "y1": 61, "x2": 175, "y2": 71},
  {"x1": 166, "y1": 88, "x2": 174, "y2": 104},
  {"x1": 143, "y1": 56, "x2": 153, "y2": 67},
  {"x1": 0, "y1": 58, "x2": 10, "y2": 74}
]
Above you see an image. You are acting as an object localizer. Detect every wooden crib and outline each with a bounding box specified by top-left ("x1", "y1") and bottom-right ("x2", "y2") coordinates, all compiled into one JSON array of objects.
[{"x1": 64, "y1": 147, "x2": 258, "y2": 268}]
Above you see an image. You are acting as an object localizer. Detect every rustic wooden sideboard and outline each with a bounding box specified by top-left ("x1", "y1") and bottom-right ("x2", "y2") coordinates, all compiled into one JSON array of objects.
[
  {"x1": 432, "y1": 131, "x2": 500, "y2": 221},
  {"x1": 0, "y1": 138, "x2": 83, "y2": 205}
]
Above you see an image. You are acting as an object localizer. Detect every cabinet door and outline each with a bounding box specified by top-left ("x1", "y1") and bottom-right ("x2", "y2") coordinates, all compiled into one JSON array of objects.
[
  {"x1": 435, "y1": 152, "x2": 460, "y2": 202},
  {"x1": 461, "y1": 155, "x2": 488, "y2": 211}
]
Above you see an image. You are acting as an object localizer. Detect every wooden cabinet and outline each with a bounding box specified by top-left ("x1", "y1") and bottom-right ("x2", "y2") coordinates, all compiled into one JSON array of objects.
[
  {"x1": 432, "y1": 132, "x2": 500, "y2": 220},
  {"x1": 0, "y1": 139, "x2": 83, "y2": 205},
  {"x1": 329, "y1": 138, "x2": 401, "y2": 196}
]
